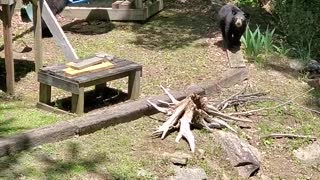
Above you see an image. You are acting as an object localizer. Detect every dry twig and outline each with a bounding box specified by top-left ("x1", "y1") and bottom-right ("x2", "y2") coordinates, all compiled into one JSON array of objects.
[
  {"x1": 261, "y1": 133, "x2": 317, "y2": 140},
  {"x1": 228, "y1": 88, "x2": 314, "y2": 116}
]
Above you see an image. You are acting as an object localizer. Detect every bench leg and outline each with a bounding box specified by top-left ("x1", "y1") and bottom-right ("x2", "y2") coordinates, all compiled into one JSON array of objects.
[
  {"x1": 71, "y1": 87, "x2": 84, "y2": 115},
  {"x1": 39, "y1": 83, "x2": 51, "y2": 104},
  {"x1": 128, "y1": 70, "x2": 141, "y2": 100}
]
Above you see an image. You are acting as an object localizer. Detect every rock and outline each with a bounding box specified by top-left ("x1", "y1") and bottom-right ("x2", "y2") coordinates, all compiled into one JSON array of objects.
[
  {"x1": 137, "y1": 169, "x2": 152, "y2": 178},
  {"x1": 197, "y1": 149, "x2": 205, "y2": 160},
  {"x1": 294, "y1": 141, "x2": 320, "y2": 166},
  {"x1": 289, "y1": 59, "x2": 304, "y2": 71},
  {"x1": 163, "y1": 152, "x2": 192, "y2": 166},
  {"x1": 260, "y1": 174, "x2": 272, "y2": 180},
  {"x1": 170, "y1": 157, "x2": 188, "y2": 166},
  {"x1": 170, "y1": 166, "x2": 208, "y2": 180}
]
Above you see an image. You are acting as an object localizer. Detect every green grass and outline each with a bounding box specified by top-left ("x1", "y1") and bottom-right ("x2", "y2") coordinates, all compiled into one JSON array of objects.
[
  {"x1": 1, "y1": 0, "x2": 320, "y2": 179},
  {"x1": 256, "y1": 100, "x2": 320, "y2": 149},
  {"x1": 0, "y1": 101, "x2": 69, "y2": 137}
]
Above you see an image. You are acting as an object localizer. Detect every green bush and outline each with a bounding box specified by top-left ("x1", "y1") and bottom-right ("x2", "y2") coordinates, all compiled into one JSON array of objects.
[
  {"x1": 241, "y1": 25, "x2": 275, "y2": 60},
  {"x1": 272, "y1": 0, "x2": 320, "y2": 61},
  {"x1": 235, "y1": 0, "x2": 259, "y2": 7}
]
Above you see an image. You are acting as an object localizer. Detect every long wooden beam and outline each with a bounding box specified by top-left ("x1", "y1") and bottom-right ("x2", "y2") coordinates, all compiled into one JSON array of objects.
[
  {"x1": 42, "y1": 1, "x2": 78, "y2": 61},
  {"x1": 0, "y1": 68, "x2": 249, "y2": 157},
  {"x1": 33, "y1": 0, "x2": 43, "y2": 72}
]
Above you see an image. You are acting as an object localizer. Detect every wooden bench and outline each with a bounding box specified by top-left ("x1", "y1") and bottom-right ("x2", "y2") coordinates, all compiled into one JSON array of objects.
[{"x1": 37, "y1": 57, "x2": 142, "y2": 115}]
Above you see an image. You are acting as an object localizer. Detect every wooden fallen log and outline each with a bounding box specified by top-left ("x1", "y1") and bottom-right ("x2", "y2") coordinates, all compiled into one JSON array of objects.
[{"x1": 216, "y1": 130, "x2": 261, "y2": 178}]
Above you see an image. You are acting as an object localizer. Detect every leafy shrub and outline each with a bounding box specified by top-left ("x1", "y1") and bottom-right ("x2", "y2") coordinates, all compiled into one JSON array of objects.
[
  {"x1": 241, "y1": 25, "x2": 275, "y2": 60},
  {"x1": 272, "y1": 0, "x2": 320, "y2": 61},
  {"x1": 235, "y1": 0, "x2": 259, "y2": 7}
]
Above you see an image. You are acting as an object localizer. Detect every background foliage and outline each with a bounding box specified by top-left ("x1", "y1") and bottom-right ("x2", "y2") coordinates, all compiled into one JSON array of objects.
[{"x1": 236, "y1": 0, "x2": 319, "y2": 62}]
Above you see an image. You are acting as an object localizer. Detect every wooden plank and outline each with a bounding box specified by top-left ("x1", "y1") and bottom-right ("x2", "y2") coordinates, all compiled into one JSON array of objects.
[
  {"x1": 3, "y1": 3, "x2": 15, "y2": 94},
  {"x1": 145, "y1": 0, "x2": 163, "y2": 19},
  {"x1": 62, "y1": 6, "x2": 146, "y2": 21},
  {"x1": 33, "y1": 0, "x2": 43, "y2": 72},
  {"x1": 135, "y1": 0, "x2": 143, "y2": 9},
  {"x1": 36, "y1": 102, "x2": 76, "y2": 116},
  {"x1": 0, "y1": 0, "x2": 14, "y2": 5},
  {"x1": 119, "y1": 1, "x2": 132, "y2": 9},
  {"x1": 70, "y1": 59, "x2": 137, "y2": 81},
  {"x1": 66, "y1": 56, "x2": 106, "y2": 70},
  {"x1": 64, "y1": 61, "x2": 114, "y2": 77},
  {"x1": 112, "y1": 1, "x2": 122, "y2": 9},
  {"x1": 128, "y1": 70, "x2": 141, "y2": 100},
  {"x1": 42, "y1": 0, "x2": 78, "y2": 61},
  {"x1": 38, "y1": 71, "x2": 80, "y2": 94},
  {"x1": 75, "y1": 63, "x2": 142, "y2": 84},
  {"x1": 39, "y1": 83, "x2": 51, "y2": 104},
  {"x1": 80, "y1": 71, "x2": 131, "y2": 87},
  {"x1": 226, "y1": 47, "x2": 246, "y2": 68},
  {"x1": 61, "y1": 0, "x2": 163, "y2": 21},
  {"x1": 71, "y1": 87, "x2": 84, "y2": 115}
]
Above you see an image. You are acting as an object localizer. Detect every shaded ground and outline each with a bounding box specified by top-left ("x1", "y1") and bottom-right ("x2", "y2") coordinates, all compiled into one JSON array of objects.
[{"x1": 0, "y1": 0, "x2": 320, "y2": 179}]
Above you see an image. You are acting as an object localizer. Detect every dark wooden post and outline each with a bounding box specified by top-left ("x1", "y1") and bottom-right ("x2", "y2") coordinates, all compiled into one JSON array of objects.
[
  {"x1": 32, "y1": 0, "x2": 43, "y2": 72},
  {"x1": 2, "y1": 2, "x2": 16, "y2": 95}
]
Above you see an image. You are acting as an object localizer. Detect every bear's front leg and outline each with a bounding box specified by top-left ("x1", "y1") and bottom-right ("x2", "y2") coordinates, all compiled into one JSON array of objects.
[
  {"x1": 232, "y1": 33, "x2": 242, "y2": 47},
  {"x1": 226, "y1": 31, "x2": 234, "y2": 49}
]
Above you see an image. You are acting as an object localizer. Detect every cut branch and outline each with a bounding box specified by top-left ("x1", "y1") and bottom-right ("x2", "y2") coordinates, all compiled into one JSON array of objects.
[
  {"x1": 153, "y1": 98, "x2": 189, "y2": 139},
  {"x1": 229, "y1": 88, "x2": 314, "y2": 116},
  {"x1": 160, "y1": 85, "x2": 180, "y2": 104},
  {"x1": 175, "y1": 102, "x2": 196, "y2": 152},
  {"x1": 261, "y1": 133, "x2": 317, "y2": 140}
]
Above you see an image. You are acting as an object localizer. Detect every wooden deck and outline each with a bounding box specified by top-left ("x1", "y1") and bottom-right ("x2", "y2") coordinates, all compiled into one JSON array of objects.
[{"x1": 61, "y1": 0, "x2": 164, "y2": 21}]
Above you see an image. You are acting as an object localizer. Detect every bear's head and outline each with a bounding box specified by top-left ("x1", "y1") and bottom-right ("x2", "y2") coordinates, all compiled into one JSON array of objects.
[{"x1": 232, "y1": 9, "x2": 249, "y2": 28}]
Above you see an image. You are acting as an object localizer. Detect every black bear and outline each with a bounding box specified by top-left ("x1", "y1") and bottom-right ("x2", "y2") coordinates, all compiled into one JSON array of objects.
[
  {"x1": 218, "y1": 4, "x2": 248, "y2": 49},
  {"x1": 22, "y1": 0, "x2": 68, "y2": 38}
]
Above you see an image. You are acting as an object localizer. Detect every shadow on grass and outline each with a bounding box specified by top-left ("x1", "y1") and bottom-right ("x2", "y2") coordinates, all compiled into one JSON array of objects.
[
  {"x1": 0, "y1": 118, "x2": 28, "y2": 138},
  {"x1": 0, "y1": 58, "x2": 35, "y2": 92},
  {"x1": 53, "y1": 86, "x2": 128, "y2": 113},
  {"x1": 37, "y1": 142, "x2": 113, "y2": 179},
  {"x1": 0, "y1": 135, "x2": 31, "y2": 177},
  {"x1": 129, "y1": 0, "x2": 220, "y2": 50},
  {"x1": 0, "y1": 139, "x2": 124, "y2": 179},
  {"x1": 62, "y1": 19, "x2": 115, "y2": 35}
]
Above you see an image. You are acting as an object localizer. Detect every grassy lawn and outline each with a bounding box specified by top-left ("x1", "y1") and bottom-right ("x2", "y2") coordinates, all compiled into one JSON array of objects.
[{"x1": 0, "y1": 0, "x2": 320, "y2": 179}]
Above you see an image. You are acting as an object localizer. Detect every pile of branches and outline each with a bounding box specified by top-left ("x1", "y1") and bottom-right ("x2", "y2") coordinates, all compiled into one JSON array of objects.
[{"x1": 148, "y1": 86, "x2": 267, "y2": 152}]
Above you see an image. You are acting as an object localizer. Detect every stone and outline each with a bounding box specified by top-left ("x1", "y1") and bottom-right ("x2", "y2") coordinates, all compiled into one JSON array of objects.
[
  {"x1": 170, "y1": 166, "x2": 208, "y2": 180},
  {"x1": 137, "y1": 169, "x2": 152, "y2": 178},
  {"x1": 170, "y1": 157, "x2": 188, "y2": 166},
  {"x1": 294, "y1": 141, "x2": 320, "y2": 166},
  {"x1": 289, "y1": 59, "x2": 304, "y2": 71},
  {"x1": 197, "y1": 149, "x2": 205, "y2": 160},
  {"x1": 163, "y1": 151, "x2": 192, "y2": 166}
]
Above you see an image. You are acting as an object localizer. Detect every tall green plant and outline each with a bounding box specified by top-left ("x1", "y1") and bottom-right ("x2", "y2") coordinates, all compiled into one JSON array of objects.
[{"x1": 241, "y1": 25, "x2": 275, "y2": 60}]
